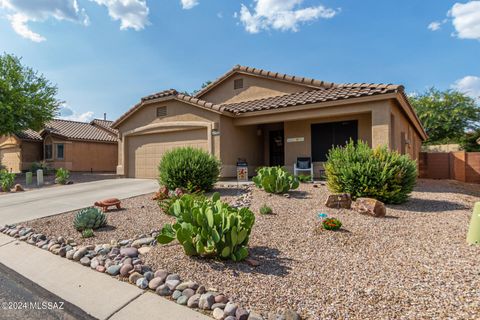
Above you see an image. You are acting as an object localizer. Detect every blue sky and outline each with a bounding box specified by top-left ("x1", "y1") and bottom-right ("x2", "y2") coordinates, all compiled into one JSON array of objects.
[{"x1": 0, "y1": 0, "x2": 479, "y2": 122}]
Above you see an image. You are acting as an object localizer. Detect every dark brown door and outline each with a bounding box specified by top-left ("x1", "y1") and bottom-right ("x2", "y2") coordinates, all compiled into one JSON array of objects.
[{"x1": 269, "y1": 130, "x2": 284, "y2": 166}]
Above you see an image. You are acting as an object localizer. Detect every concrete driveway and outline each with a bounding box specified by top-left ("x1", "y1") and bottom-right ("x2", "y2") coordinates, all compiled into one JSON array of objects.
[{"x1": 0, "y1": 179, "x2": 158, "y2": 225}]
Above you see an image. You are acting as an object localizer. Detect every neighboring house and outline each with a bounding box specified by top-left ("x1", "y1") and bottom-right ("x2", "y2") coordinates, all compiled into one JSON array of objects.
[
  {"x1": 112, "y1": 65, "x2": 427, "y2": 179},
  {"x1": 0, "y1": 119, "x2": 118, "y2": 173}
]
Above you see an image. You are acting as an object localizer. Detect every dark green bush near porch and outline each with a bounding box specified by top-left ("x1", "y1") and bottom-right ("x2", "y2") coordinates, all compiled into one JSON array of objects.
[
  {"x1": 325, "y1": 140, "x2": 417, "y2": 204},
  {"x1": 158, "y1": 147, "x2": 221, "y2": 192}
]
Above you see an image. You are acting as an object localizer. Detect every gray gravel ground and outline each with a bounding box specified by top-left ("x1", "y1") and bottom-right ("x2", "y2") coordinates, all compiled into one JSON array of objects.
[{"x1": 24, "y1": 179, "x2": 480, "y2": 319}]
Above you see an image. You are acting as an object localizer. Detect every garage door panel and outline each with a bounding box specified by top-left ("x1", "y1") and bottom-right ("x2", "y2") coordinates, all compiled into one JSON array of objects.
[
  {"x1": 127, "y1": 129, "x2": 208, "y2": 178},
  {"x1": 0, "y1": 148, "x2": 21, "y2": 173}
]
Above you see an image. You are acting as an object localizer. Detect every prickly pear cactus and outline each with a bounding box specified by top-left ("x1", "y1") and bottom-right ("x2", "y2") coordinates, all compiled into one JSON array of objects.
[
  {"x1": 253, "y1": 166, "x2": 299, "y2": 194},
  {"x1": 73, "y1": 207, "x2": 107, "y2": 231}
]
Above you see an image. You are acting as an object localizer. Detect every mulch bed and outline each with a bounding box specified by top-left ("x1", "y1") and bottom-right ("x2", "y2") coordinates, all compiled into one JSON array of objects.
[{"x1": 22, "y1": 180, "x2": 480, "y2": 319}]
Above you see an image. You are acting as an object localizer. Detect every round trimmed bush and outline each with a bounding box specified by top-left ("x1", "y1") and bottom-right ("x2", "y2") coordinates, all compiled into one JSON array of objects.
[
  {"x1": 325, "y1": 140, "x2": 417, "y2": 204},
  {"x1": 158, "y1": 147, "x2": 221, "y2": 192}
]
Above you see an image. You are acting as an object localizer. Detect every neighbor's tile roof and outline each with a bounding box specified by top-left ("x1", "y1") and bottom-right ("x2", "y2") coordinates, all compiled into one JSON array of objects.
[
  {"x1": 221, "y1": 83, "x2": 403, "y2": 114},
  {"x1": 194, "y1": 65, "x2": 335, "y2": 98},
  {"x1": 43, "y1": 119, "x2": 117, "y2": 142},
  {"x1": 15, "y1": 129, "x2": 42, "y2": 141}
]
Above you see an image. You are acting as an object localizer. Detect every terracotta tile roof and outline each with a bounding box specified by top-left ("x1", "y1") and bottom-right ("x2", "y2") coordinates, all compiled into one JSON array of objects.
[
  {"x1": 15, "y1": 129, "x2": 42, "y2": 141},
  {"x1": 43, "y1": 119, "x2": 117, "y2": 143},
  {"x1": 194, "y1": 65, "x2": 335, "y2": 98},
  {"x1": 112, "y1": 89, "x2": 227, "y2": 128},
  {"x1": 91, "y1": 119, "x2": 118, "y2": 135},
  {"x1": 221, "y1": 83, "x2": 403, "y2": 114}
]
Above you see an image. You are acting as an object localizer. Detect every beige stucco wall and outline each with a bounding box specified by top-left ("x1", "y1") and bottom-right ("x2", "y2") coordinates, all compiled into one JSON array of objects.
[
  {"x1": 219, "y1": 116, "x2": 264, "y2": 177},
  {"x1": 283, "y1": 113, "x2": 372, "y2": 174},
  {"x1": 116, "y1": 99, "x2": 222, "y2": 177},
  {"x1": 20, "y1": 141, "x2": 42, "y2": 171},
  {"x1": 199, "y1": 74, "x2": 313, "y2": 105},
  {"x1": 390, "y1": 101, "x2": 422, "y2": 160},
  {"x1": 44, "y1": 135, "x2": 117, "y2": 172}
]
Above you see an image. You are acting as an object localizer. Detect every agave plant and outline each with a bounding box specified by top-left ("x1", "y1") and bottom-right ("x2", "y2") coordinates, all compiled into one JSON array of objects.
[
  {"x1": 73, "y1": 207, "x2": 107, "y2": 231},
  {"x1": 157, "y1": 192, "x2": 255, "y2": 261},
  {"x1": 253, "y1": 166, "x2": 299, "y2": 194}
]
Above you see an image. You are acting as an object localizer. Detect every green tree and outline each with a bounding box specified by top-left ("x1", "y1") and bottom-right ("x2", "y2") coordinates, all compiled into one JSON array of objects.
[
  {"x1": 460, "y1": 129, "x2": 480, "y2": 152},
  {"x1": 0, "y1": 53, "x2": 60, "y2": 135},
  {"x1": 409, "y1": 88, "x2": 480, "y2": 144}
]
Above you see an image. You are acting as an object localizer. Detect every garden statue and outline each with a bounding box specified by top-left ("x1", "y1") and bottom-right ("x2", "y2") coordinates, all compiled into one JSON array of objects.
[{"x1": 94, "y1": 198, "x2": 122, "y2": 212}]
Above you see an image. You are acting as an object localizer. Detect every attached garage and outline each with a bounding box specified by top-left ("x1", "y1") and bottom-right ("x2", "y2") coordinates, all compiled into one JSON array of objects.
[
  {"x1": 127, "y1": 128, "x2": 209, "y2": 178},
  {"x1": 0, "y1": 147, "x2": 21, "y2": 172}
]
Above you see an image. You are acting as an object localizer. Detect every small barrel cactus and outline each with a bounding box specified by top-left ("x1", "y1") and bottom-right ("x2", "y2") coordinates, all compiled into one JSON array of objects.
[{"x1": 73, "y1": 207, "x2": 107, "y2": 231}]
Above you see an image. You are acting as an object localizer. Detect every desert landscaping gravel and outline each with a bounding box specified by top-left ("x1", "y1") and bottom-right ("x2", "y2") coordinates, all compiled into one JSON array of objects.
[{"x1": 23, "y1": 179, "x2": 480, "y2": 319}]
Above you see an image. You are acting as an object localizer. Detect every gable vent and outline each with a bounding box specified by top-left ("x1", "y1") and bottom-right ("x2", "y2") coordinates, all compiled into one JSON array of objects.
[
  {"x1": 234, "y1": 78, "x2": 244, "y2": 90},
  {"x1": 156, "y1": 106, "x2": 167, "y2": 117}
]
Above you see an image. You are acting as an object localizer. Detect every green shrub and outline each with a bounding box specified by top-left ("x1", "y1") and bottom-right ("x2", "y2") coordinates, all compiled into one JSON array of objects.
[
  {"x1": 55, "y1": 168, "x2": 70, "y2": 185},
  {"x1": 73, "y1": 207, "x2": 107, "y2": 231},
  {"x1": 157, "y1": 192, "x2": 255, "y2": 261},
  {"x1": 82, "y1": 229, "x2": 94, "y2": 238},
  {"x1": 0, "y1": 169, "x2": 15, "y2": 192},
  {"x1": 30, "y1": 161, "x2": 54, "y2": 175},
  {"x1": 325, "y1": 140, "x2": 417, "y2": 204},
  {"x1": 253, "y1": 166, "x2": 299, "y2": 194},
  {"x1": 158, "y1": 147, "x2": 221, "y2": 193},
  {"x1": 322, "y1": 218, "x2": 342, "y2": 231},
  {"x1": 259, "y1": 204, "x2": 273, "y2": 215},
  {"x1": 297, "y1": 174, "x2": 312, "y2": 183}
]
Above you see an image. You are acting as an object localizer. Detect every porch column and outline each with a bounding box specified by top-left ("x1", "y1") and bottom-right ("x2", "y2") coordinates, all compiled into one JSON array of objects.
[
  {"x1": 116, "y1": 135, "x2": 125, "y2": 175},
  {"x1": 371, "y1": 104, "x2": 391, "y2": 148}
]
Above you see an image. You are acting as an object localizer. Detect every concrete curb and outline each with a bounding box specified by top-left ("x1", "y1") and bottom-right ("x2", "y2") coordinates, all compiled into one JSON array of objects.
[{"x1": 0, "y1": 234, "x2": 211, "y2": 320}]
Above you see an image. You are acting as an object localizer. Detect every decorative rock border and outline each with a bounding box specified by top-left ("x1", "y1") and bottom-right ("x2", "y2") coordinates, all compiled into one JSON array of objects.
[{"x1": 0, "y1": 223, "x2": 302, "y2": 320}]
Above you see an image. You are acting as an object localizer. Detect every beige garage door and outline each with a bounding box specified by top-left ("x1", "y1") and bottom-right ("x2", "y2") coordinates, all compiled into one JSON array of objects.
[
  {"x1": 127, "y1": 129, "x2": 209, "y2": 178},
  {"x1": 0, "y1": 148, "x2": 21, "y2": 173}
]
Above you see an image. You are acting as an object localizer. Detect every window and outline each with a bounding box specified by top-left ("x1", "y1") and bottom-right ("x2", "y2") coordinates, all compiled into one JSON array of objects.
[
  {"x1": 56, "y1": 144, "x2": 64, "y2": 160},
  {"x1": 234, "y1": 78, "x2": 244, "y2": 90},
  {"x1": 156, "y1": 106, "x2": 167, "y2": 117},
  {"x1": 311, "y1": 120, "x2": 358, "y2": 162},
  {"x1": 45, "y1": 144, "x2": 53, "y2": 160}
]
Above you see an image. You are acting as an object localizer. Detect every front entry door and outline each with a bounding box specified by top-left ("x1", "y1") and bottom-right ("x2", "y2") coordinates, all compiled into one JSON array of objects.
[{"x1": 269, "y1": 130, "x2": 284, "y2": 166}]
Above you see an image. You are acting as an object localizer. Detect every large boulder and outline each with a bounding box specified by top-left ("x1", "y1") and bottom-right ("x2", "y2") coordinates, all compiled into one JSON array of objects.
[
  {"x1": 325, "y1": 193, "x2": 352, "y2": 209},
  {"x1": 352, "y1": 198, "x2": 386, "y2": 218}
]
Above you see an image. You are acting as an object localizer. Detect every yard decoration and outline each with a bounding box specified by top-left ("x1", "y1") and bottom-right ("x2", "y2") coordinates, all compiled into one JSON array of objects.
[
  {"x1": 14, "y1": 184, "x2": 24, "y2": 192},
  {"x1": 253, "y1": 166, "x2": 299, "y2": 194},
  {"x1": 467, "y1": 202, "x2": 480, "y2": 245},
  {"x1": 73, "y1": 207, "x2": 107, "y2": 231},
  {"x1": 157, "y1": 192, "x2": 255, "y2": 261},
  {"x1": 94, "y1": 198, "x2": 122, "y2": 212},
  {"x1": 322, "y1": 218, "x2": 342, "y2": 231},
  {"x1": 352, "y1": 198, "x2": 386, "y2": 218}
]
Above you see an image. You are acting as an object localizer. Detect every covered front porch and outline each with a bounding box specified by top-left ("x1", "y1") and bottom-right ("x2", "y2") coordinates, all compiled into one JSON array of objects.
[{"x1": 219, "y1": 99, "x2": 392, "y2": 178}]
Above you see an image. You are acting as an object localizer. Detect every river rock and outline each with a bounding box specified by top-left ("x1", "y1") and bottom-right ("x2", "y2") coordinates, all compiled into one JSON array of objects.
[
  {"x1": 248, "y1": 312, "x2": 263, "y2": 320},
  {"x1": 129, "y1": 272, "x2": 142, "y2": 284},
  {"x1": 213, "y1": 308, "x2": 225, "y2": 320},
  {"x1": 166, "y1": 279, "x2": 181, "y2": 291},
  {"x1": 73, "y1": 247, "x2": 88, "y2": 261},
  {"x1": 284, "y1": 310, "x2": 301, "y2": 320},
  {"x1": 177, "y1": 295, "x2": 188, "y2": 305},
  {"x1": 80, "y1": 257, "x2": 91, "y2": 266},
  {"x1": 187, "y1": 294, "x2": 200, "y2": 308},
  {"x1": 182, "y1": 288, "x2": 195, "y2": 298},
  {"x1": 215, "y1": 294, "x2": 228, "y2": 304},
  {"x1": 136, "y1": 278, "x2": 149, "y2": 289},
  {"x1": 155, "y1": 284, "x2": 171, "y2": 296},
  {"x1": 120, "y1": 247, "x2": 138, "y2": 257},
  {"x1": 236, "y1": 307, "x2": 249, "y2": 320},
  {"x1": 120, "y1": 264, "x2": 133, "y2": 277},
  {"x1": 199, "y1": 293, "x2": 215, "y2": 310},
  {"x1": 106, "y1": 265, "x2": 121, "y2": 276},
  {"x1": 172, "y1": 290, "x2": 182, "y2": 300},
  {"x1": 148, "y1": 277, "x2": 164, "y2": 290},
  {"x1": 96, "y1": 265, "x2": 106, "y2": 273},
  {"x1": 132, "y1": 237, "x2": 154, "y2": 248},
  {"x1": 224, "y1": 302, "x2": 238, "y2": 317}
]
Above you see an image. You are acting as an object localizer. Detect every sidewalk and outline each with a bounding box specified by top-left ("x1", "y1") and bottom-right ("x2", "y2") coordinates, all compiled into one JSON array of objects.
[{"x1": 0, "y1": 233, "x2": 211, "y2": 320}]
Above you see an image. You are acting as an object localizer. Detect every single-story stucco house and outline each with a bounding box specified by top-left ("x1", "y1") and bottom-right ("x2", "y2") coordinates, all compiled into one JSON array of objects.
[
  {"x1": 112, "y1": 65, "x2": 427, "y2": 179},
  {"x1": 0, "y1": 119, "x2": 118, "y2": 173}
]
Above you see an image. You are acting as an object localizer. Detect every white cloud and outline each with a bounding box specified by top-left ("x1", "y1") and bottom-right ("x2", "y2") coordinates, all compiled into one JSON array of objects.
[
  {"x1": 449, "y1": 1, "x2": 480, "y2": 40},
  {"x1": 59, "y1": 105, "x2": 95, "y2": 122},
  {"x1": 428, "y1": 21, "x2": 442, "y2": 31},
  {"x1": 91, "y1": 0, "x2": 149, "y2": 30},
  {"x1": 0, "y1": 0, "x2": 88, "y2": 42},
  {"x1": 452, "y1": 75, "x2": 480, "y2": 101},
  {"x1": 237, "y1": 0, "x2": 338, "y2": 33},
  {"x1": 181, "y1": 0, "x2": 199, "y2": 10}
]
